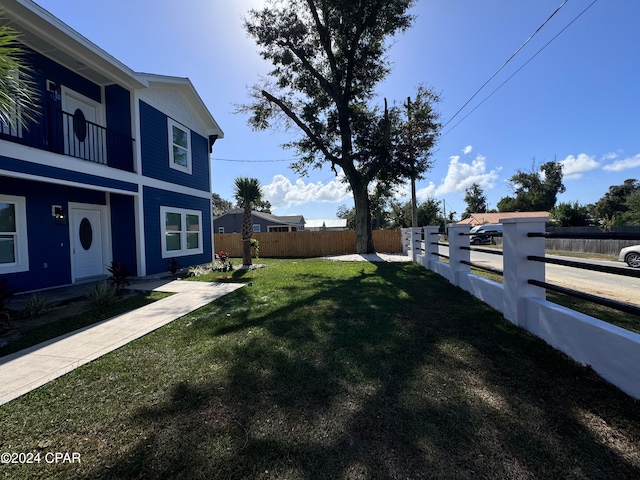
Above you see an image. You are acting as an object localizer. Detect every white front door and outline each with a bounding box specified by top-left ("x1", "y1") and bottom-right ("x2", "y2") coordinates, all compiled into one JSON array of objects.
[
  {"x1": 70, "y1": 208, "x2": 105, "y2": 280},
  {"x1": 62, "y1": 88, "x2": 106, "y2": 164}
]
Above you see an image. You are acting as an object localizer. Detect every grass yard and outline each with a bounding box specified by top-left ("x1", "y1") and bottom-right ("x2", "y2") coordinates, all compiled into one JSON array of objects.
[{"x1": 1, "y1": 259, "x2": 639, "y2": 479}]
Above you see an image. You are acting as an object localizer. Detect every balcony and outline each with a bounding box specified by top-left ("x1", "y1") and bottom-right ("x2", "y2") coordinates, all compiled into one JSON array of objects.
[{"x1": 0, "y1": 106, "x2": 135, "y2": 173}]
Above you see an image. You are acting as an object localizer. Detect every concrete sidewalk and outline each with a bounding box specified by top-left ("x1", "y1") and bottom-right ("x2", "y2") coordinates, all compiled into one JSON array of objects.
[{"x1": 0, "y1": 280, "x2": 243, "y2": 406}]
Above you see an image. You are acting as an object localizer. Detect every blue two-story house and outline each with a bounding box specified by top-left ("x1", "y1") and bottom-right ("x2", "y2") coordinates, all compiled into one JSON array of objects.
[{"x1": 0, "y1": 0, "x2": 223, "y2": 292}]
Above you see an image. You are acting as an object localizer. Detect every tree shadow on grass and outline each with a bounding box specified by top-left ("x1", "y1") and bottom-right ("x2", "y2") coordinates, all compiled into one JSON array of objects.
[{"x1": 77, "y1": 262, "x2": 640, "y2": 479}]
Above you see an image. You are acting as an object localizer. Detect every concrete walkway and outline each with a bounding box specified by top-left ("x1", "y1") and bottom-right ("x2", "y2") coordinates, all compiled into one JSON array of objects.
[{"x1": 0, "y1": 280, "x2": 243, "y2": 406}]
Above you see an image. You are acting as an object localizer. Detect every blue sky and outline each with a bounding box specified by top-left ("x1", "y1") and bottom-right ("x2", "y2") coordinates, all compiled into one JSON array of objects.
[{"x1": 33, "y1": 0, "x2": 640, "y2": 221}]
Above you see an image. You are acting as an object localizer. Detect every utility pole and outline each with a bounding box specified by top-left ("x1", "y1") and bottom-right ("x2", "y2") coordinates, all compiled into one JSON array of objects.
[{"x1": 407, "y1": 96, "x2": 417, "y2": 227}]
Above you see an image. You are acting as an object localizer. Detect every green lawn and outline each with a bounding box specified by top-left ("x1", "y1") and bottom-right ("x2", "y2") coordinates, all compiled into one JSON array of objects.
[{"x1": 1, "y1": 259, "x2": 639, "y2": 479}]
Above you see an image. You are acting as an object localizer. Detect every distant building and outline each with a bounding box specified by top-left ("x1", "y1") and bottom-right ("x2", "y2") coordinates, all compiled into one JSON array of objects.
[
  {"x1": 304, "y1": 219, "x2": 348, "y2": 231},
  {"x1": 214, "y1": 210, "x2": 305, "y2": 233},
  {"x1": 459, "y1": 212, "x2": 549, "y2": 226}
]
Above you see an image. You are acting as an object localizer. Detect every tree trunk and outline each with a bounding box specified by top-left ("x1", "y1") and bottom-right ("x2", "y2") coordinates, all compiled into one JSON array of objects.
[
  {"x1": 242, "y1": 202, "x2": 253, "y2": 266},
  {"x1": 352, "y1": 182, "x2": 375, "y2": 254}
]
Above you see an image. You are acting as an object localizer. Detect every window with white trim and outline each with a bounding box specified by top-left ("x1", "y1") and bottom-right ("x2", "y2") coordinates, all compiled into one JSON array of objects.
[
  {"x1": 218, "y1": 227, "x2": 225, "y2": 233},
  {"x1": 168, "y1": 118, "x2": 192, "y2": 174},
  {"x1": 253, "y1": 224, "x2": 260, "y2": 233},
  {"x1": 0, "y1": 194, "x2": 29, "y2": 273},
  {"x1": 160, "y1": 206, "x2": 203, "y2": 258}
]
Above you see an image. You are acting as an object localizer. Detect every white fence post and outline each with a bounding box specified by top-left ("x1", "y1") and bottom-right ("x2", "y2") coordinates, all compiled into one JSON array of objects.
[
  {"x1": 447, "y1": 223, "x2": 471, "y2": 287},
  {"x1": 423, "y1": 226, "x2": 440, "y2": 269},
  {"x1": 502, "y1": 216, "x2": 548, "y2": 326},
  {"x1": 409, "y1": 227, "x2": 422, "y2": 262},
  {"x1": 401, "y1": 228, "x2": 410, "y2": 256}
]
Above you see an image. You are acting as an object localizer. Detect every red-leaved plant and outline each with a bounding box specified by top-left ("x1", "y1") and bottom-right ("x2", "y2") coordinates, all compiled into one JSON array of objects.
[{"x1": 107, "y1": 261, "x2": 130, "y2": 294}]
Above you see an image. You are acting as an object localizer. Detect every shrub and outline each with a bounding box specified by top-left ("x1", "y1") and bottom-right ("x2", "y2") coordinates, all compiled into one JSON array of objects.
[
  {"x1": 21, "y1": 292, "x2": 50, "y2": 319},
  {"x1": 168, "y1": 258, "x2": 181, "y2": 279},
  {"x1": 107, "y1": 261, "x2": 130, "y2": 294},
  {"x1": 250, "y1": 238, "x2": 260, "y2": 259},
  {"x1": 85, "y1": 282, "x2": 116, "y2": 307},
  {"x1": 0, "y1": 279, "x2": 16, "y2": 331},
  {"x1": 187, "y1": 265, "x2": 206, "y2": 277}
]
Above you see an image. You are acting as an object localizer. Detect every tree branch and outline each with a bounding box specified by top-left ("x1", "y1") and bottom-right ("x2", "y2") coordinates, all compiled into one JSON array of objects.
[
  {"x1": 343, "y1": 2, "x2": 374, "y2": 100},
  {"x1": 280, "y1": 38, "x2": 339, "y2": 102},
  {"x1": 306, "y1": 0, "x2": 340, "y2": 86},
  {"x1": 261, "y1": 89, "x2": 340, "y2": 166}
]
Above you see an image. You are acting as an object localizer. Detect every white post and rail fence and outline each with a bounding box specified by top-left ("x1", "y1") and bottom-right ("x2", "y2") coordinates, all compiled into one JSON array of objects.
[{"x1": 402, "y1": 217, "x2": 640, "y2": 400}]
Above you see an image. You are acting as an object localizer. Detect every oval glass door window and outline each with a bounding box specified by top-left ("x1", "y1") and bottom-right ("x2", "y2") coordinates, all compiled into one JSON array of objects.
[
  {"x1": 79, "y1": 217, "x2": 93, "y2": 250},
  {"x1": 73, "y1": 108, "x2": 87, "y2": 142}
]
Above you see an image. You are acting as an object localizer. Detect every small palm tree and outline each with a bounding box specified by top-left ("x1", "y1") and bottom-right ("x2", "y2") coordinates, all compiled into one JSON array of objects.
[
  {"x1": 0, "y1": 23, "x2": 39, "y2": 130},
  {"x1": 233, "y1": 177, "x2": 263, "y2": 267}
]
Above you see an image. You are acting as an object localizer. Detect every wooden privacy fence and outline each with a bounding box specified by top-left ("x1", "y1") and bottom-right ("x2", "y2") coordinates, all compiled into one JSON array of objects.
[{"x1": 213, "y1": 230, "x2": 402, "y2": 258}]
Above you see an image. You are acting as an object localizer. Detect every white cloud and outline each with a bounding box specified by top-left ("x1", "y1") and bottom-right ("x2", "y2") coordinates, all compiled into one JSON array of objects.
[
  {"x1": 602, "y1": 152, "x2": 618, "y2": 161},
  {"x1": 416, "y1": 155, "x2": 501, "y2": 200},
  {"x1": 560, "y1": 153, "x2": 599, "y2": 179},
  {"x1": 262, "y1": 174, "x2": 350, "y2": 210},
  {"x1": 603, "y1": 153, "x2": 640, "y2": 172},
  {"x1": 463, "y1": 145, "x2": 473, "y2": 155}
]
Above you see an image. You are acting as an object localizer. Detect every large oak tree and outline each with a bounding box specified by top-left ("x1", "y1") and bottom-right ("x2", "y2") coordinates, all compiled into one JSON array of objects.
[{"x1": 239, "y1": 0, "x2": 441, "y2": 253}]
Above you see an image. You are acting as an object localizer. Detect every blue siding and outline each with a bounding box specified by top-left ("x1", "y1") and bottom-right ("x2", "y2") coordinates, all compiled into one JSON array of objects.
[
  {"x1": 143, "y1": 186, "x2": 212, "y2": 275},
  {"x1": 0, "y1": 156, "x2": 138, "y2": 193},
  {"x1": 139, "y1": 101, "x2": 210, "y2": 192},
  {"x1": 27, "y1": 49, "x2": 101, "y2": 105},
  {"x1": 105, "y1": 85, "x2": 134, "y2": 171},
  {"x1": 105, "y1": 85, "x2": 131, "y2": 136},
  {"x1": 191, "y1": 132, "x2": 210, "y2": 191},
  {"x1": 0, "y1": 178, "x2": 106, "y2": 292},
  {"x1": 110, "y1": 194, "x2": 137, "y2": 277}
]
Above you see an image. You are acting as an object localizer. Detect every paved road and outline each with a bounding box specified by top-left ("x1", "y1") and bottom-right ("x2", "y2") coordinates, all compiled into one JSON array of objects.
[{"x1": 438, "y1": 246, "x2": 640, "y2": 307}]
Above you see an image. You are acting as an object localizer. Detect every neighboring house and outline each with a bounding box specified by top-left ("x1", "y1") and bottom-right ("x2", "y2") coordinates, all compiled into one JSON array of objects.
[
  {"x1": 0, "y1": 0, "x2": 223, "y2": 292},
  {"x1": 214, "y1": 210, "x2": 305, "y2": 233},
  {"x1": 304, "y1": 219, "x2": 348, "y2": 231},
  {"x1": 459, "y1": 212, "x2": 549, "y2": 226}
]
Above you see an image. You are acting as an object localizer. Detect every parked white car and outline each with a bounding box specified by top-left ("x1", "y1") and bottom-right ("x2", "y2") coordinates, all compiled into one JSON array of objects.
[{"x1": 619, "y1": 245, "x2": 640, "y2": 268}]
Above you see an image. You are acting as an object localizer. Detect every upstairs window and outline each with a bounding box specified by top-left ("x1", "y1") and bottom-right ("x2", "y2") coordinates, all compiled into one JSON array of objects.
[
  {"x1": 168, "y1": 118, "x2": 191, "y2": 174},
  {"x1": 161, "y1": 206, "x2": 202, "y2": 258},
  {"x1": 0, "y1": 195, "x2": 29, "y2": 273}
]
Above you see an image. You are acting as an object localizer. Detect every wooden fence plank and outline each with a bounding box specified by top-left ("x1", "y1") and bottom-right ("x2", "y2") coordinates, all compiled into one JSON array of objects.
[{"x1": 213, "y1": 230, "x2": 402, "y2": 258}]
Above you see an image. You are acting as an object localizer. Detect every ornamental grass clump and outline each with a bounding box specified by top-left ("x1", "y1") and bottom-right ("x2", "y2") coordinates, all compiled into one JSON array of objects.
[
  {"x1": 85, "y1": 281, "x2": 116, "y2": 307},
  {"x1": 20, "y1": 292, "x2": 50, "y2": 319}
]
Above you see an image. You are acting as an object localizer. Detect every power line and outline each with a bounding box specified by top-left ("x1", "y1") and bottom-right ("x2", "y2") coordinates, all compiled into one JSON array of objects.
[
  {"x1": 442, "y1": 0, "x2": 570, "y2": 129},
  {"x1": 443, "y1": 0, "x2": 599, "y2": 137},
  {"x1": 212, "y1": 158, "x2": 294, "y2": 163}
]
